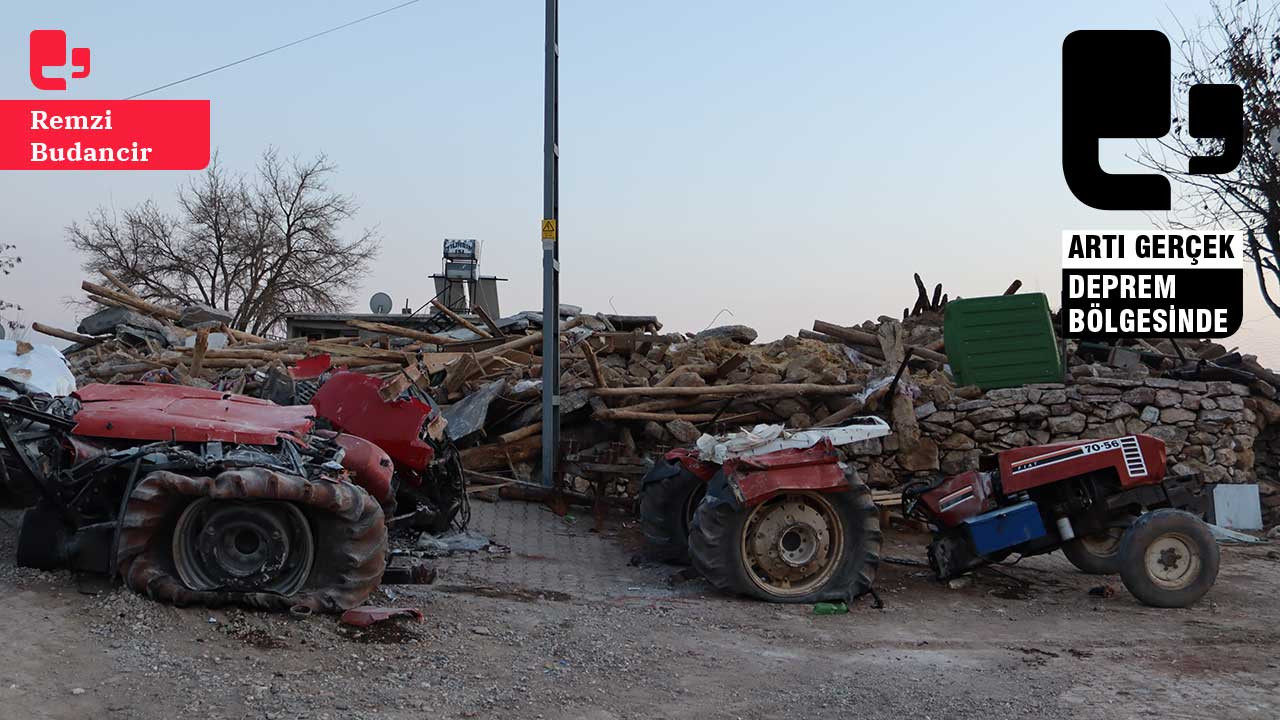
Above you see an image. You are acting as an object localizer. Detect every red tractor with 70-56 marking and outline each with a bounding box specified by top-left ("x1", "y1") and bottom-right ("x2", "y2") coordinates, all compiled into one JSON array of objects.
[{"x1": 641, "y1": 421, "x2": 1218, "y2": 608}]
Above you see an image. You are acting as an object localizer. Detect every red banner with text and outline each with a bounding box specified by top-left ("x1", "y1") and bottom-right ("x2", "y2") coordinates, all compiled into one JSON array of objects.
[{"x1": 0, "y1": 100, "x2": 210, "y2": 170}]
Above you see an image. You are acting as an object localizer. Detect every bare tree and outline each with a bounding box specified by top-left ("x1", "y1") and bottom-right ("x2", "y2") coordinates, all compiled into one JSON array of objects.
[
  {"x1": 1140, "y1": 1, "x2": 1280, "y2": 317},
  {"x1": 67, "y1": 149, "x2": 379, "y2": 336},
  {"x1": 0, "y1": 243, "x2": 21, "y2": 334}
]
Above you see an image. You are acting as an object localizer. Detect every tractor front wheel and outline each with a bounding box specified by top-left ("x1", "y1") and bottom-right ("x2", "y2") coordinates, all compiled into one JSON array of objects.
[
  {"x1": 1117, "y1": 509, "x2": 1218, "y2": 608},
  {"x1": 689, "y1": 474, "x2": 880, "y2": 603},
  {"x1": 1062, "y1": 525, "x2": 1127, "y2": 575}
]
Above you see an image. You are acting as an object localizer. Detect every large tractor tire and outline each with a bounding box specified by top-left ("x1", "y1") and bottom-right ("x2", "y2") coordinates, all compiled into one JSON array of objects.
[
  {"x1": 1116, "y1": 509, "x2": 1219, "y2": 608},
  {"x1": 115, "y1": 467, "x2": 387, "y2": 613},
  {"x1": 638, "y1": 459, "x2": 707, "y2": 564},
  {"x1": 1061, "y1": 525, "x2": 1128, "y2": 575},
  {"x1": 689, "y1": 470, "x2": 881, "y2": 603}
]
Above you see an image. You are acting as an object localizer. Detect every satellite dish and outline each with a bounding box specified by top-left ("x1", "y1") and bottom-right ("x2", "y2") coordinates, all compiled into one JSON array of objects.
[{"x1": 369, "y1": 292, "x2": 394, "y2": 314}]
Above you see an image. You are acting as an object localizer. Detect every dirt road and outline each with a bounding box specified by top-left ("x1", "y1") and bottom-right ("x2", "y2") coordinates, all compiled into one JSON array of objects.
[{"x1": 0, "y1": 501, "x2": 1277, "y2": 720}]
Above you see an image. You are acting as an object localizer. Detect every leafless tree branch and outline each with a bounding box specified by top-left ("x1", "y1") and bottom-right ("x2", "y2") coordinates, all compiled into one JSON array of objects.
[{"x1": 65, "y1": 149, "x2": 380, "y2": 335}]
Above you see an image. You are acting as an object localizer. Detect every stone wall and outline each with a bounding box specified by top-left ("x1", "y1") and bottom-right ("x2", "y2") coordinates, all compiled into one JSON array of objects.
[
  {"x1": 1254, "y1": 423, "x2": 1280, "y2": 525},
  {"x1": 845, "y1": 376, "x2": 1263, "y2": 491}
]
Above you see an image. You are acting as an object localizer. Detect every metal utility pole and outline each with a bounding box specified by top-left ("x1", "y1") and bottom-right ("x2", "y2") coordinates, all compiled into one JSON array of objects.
[{"x1": 539, "y1": 0, "x2": 560, "y2": 486}]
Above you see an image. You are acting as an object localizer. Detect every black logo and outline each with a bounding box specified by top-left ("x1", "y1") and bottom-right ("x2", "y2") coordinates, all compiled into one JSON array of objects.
[{"x1": 1062, "y1": 30, "x2": 1243, "y2": 211}]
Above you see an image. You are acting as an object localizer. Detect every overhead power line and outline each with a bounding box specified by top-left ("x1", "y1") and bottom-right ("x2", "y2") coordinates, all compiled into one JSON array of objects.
[{"x1": 125, "y1": 0, "x2": 423, "y2": 99}]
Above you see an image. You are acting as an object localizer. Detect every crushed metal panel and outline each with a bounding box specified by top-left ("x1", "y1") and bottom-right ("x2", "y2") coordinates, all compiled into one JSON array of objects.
[
  {"x1": 71, "y1": 382, "x2": 313, "y2": 444},
  {"x1": 442, "y1": 379, "x2": 505, "y2": 441},
  {"x1": 0, "y1": 340, "x2": 76, "y2": 398},
  {"x1": 310, "y1": 371, "x2": 436, "y2": 472}
]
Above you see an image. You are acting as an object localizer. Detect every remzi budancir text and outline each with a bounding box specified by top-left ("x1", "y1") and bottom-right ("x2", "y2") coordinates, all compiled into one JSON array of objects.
[{"x1": 27, "y1": 110, "x2": 154, "y2": 163}]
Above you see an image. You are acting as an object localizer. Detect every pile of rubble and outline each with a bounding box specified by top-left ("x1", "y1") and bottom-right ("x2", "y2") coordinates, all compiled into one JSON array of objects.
[
  {"x1": 35, "y1": 280, "x2": 434, "y2": 393},
  {"x1": 30, "y1": 273, "x2": 1280, "y2": 525}
]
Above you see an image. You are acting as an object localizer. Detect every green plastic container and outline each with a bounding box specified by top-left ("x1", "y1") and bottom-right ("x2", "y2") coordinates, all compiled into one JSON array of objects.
[{"x1": 943, "y1": 293, "x2": 1062, "y2": 390}]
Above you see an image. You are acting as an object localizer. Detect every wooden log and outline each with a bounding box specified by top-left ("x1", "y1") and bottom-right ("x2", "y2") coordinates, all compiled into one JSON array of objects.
[
  {"x1": 378, "y1": 364, "x2": 424, "y2": 401},
  {"x1": 712, "y1": 354, "x2": 748, "y2": 380},
  {"x1": 175, "y1": 348, "x2": 301, "y2": 362},
  {"x1": 352, "y1": 363, "x2": 406, "y2": 375},
  {"x1": 459, "y1": 434, "x2": 541, "y2": 472},
  {"x1": 189, "y1": 328, "x2": 210, "y2": 377},
  {"x1": 498, "y1": 422, "x2": 542, "y2": 444},
  {"x1": 912, "y1": 273, "x2": 930, "y2": 316},
  {"x1": 308, "y1": 341, "x2": 409, "y2": 363},
  {"x1": 221, "y1": 324, "x2": 270, "y2": 344},
  {"x1": 431, "y1": 299, "x2": 491, "y2": 338},
  {"x1": 593, "y1": 409, "x2": 726, "y2": 422},
  {"x1": 594, "y1": 382, "x2": 865, "y2": 399},
  {"x1": 31, "y1": 322, "x2": 102, "y2": 345},
  {"x1": 82, "y1": 280, "x2": 181, "y2": 321},
  {"x1": 232, "y1": 338, "x2": 308, "y2": 352},
  {"x1": 814, "y1": 319, "x2": 947, "y2": 365},
  {"x1": 798, "y1": 328, "x2": 840, "y2": 343},
  {"x1": 346, "y1": 319, "x2": 460, "y2": 345},
  {"x1": 813, "y1": 320, "x2": 882, "y2": 349},
  {"x1": 101, "y1": 269, "x2": 140, "y2": 298},
  {"x1": 813, "y1": 397, "x2": 868, "y2": 428},
  {"x1": 582, "y1": 341, "x2": 608, "y2": 388},
  {"x1": 877, "y1": 319, "x2": 906, "y2": 368},
  {"x1": 472, "y1": 316, "x2": 585, "y2": 360},
  {"x1": 90, "y1": 361, "x2": 161, "y2": 377},
  {"x1": 473, "y1": 305, "x2": 505, "y2": 338}
]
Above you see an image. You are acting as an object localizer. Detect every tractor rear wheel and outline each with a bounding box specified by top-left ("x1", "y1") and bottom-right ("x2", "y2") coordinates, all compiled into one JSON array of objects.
[
  {"x1": 639, "y1": 460, "x2": 706, "y2": 564},
  {"x1": 116, "y1": 467, "x2": 387, "y2": 613},
  {"x1": 1062, "y1": 525, "x2": 1127, "y2": 575},
  {"x1": 688, "y1": 472, "x2": 880, "y2": 603},
  {"x1": 1117, "y1": 509, "x2": 1218, "y2": 608}
]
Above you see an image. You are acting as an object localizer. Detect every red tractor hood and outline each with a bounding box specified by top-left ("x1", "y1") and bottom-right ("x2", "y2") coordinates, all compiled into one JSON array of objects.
[
  {"x1": 71, "y1": 383, "x2": 314, "y2": 445},
  {"x1": 997, "y1": 434, "x2": 1167, "y2": 494}
]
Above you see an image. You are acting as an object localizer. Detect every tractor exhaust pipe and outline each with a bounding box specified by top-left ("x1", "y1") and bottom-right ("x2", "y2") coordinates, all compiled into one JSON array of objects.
[{"x1": 1056, "y1": 516, "x2": 1076, "y2": 542}]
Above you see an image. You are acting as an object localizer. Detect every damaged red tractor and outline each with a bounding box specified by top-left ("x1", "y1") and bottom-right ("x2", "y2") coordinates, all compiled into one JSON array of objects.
[
  {"x1": 642, "y1": 424, "x2": 1219, "y2": 608},
  {"x1": 0, "y1": 370, "x2": 463, "y2": 612}
]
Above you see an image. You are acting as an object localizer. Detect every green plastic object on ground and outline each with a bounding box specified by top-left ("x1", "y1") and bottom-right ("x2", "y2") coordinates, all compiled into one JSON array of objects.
[
  {"x1": 943, "y1": 293, "x2": 1063, "y2": 390},
  {"x1": 813, "y1": 601, "x2": 849, "y2": 615}
]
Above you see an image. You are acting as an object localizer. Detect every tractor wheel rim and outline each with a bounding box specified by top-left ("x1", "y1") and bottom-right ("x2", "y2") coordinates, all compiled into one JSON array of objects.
[
  {"x1": 1080, "y1": 528, "x2": 1124, "y2": 558},
  {"x1": 1143, "y1": 532, "x2": 1200, "y2": 591},
  {"x1": 173, "y1": 498, "x2": 315, "y2": 596},
  {"x1": 740, "y1": 492, "x2": 844, "y2": 598}
]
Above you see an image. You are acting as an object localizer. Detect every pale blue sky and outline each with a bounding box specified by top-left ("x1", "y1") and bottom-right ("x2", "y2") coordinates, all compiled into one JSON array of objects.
[{"x1": 2, "y1": 1, "x2": 1276, "y2": 361}]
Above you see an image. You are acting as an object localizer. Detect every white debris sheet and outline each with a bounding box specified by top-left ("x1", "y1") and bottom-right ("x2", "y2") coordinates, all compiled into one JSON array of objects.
[
  {"x1": 0, "y1": 340, "x2": 77, "y2": 398},
  {"x1": 695, "y1": 417, "x2": 892, "y2": 463}
]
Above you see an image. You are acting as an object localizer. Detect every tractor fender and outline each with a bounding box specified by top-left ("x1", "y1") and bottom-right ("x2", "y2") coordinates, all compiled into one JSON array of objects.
[{"x1": 723, "y1": 444, "x2": 848, "y2": 508}]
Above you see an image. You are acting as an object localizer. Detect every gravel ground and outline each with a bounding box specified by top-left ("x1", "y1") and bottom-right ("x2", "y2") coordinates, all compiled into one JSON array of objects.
[{"x1": 0, "y1": 501, "x2": 1277, "y2": 720}]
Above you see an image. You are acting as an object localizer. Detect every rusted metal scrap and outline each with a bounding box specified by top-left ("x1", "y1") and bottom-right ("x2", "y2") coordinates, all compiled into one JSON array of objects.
[{"x1": 339, "y1": 606, "x2": 425, "y2": 627}]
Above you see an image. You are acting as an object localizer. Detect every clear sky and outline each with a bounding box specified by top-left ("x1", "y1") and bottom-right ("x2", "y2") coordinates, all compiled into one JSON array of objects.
[{"x1": 2, "y1": 1, "x2": 1277, "y2": 363}]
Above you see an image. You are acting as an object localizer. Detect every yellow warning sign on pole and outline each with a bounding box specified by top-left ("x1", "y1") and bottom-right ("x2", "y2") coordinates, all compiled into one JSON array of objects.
[{"x1": 541, "y1": 219, "x2": 557, "y2": 239}]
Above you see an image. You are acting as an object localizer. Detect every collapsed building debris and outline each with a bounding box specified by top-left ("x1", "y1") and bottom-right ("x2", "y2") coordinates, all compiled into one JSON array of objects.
[{"x1": 21, "y1": 272, "x2": 1280, "y2": 533}]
